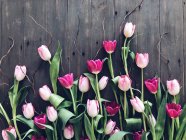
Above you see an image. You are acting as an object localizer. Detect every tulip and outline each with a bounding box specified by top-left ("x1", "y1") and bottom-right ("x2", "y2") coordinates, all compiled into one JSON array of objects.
[
  {"x1": 145, "y1": 77, "x2": 159, "y2": 94},
  {"x1": 118, "y1": 75, "x2": 131, "y2": 91},
  {"x1": 39, "y1": 85, "x2": 52, "y2": 101},
  {"x1": 80, "y1": 136, "x2": 90, "y2": 140},
  {"x1": 79, "y1": 75, "x2": 90, "y2": 93},
  {"x1": 104, "y1": 119, "x2": 116, "y2": 135},
  {"x1": 135, "y1": 53, "x2": 149, "y2": 69},
  {"x1": 103, "y1": 40, "x2": 117, "y2": 54},
  {"x1": 22, "y1": 103, "x2": 35, "y2": 119},
  {"x1": 166, "y1": 103, "x2": 182, "y2": 119},
  {"x1": 46, "y1": 106, "x2": 58, "y2": 122},
  {"x1": 149, "y1": 114, "x2": 156, "y2": 127},
  {"x1": 2, "y1": 126, "x2": 17, "y2": 140},
  {"x1": 31, "y1": 135, "x2": 46, "y2": 140},
  {"x1": 14, "y1": 65, "x2": 27, "y2": 81},
  {"x1": 167, "y1": 79, "x2": 180, "y2": 96},
  {"x1": 87, "y1": 99, "x2": 99, "y2": 118},
  {"x1": 87, "y1": 59, "x2": 103, "y2": 74},
  {"x1": 58, "y1": 73, "x2": 74, "y2": 89},
  {"x1": 110, "y1": 127, "x2": 120, "y2": 136},
  {"x1": 130, "y1": 96, "x2": 145, "y2": 113},
  {"x1": 38, "y1": 45, "x2": 51, "y2": 61},
  {"x1": 99, "y1": 76, "x2": 109, "y2": 90},
  {"x1": 64, "y1": 124, "x2": 74, "y2": 139},
  {"x1": 133, "y1": 130, "x2": 143, "y2": 140},
  {"x1": 123, "y1": 22, "x2": 135, "y2": 38},
  {"x1": 105, "y1": 102, "x2": 120, "y2": 116},
  {"x1": 34, "y1": 114, "x2": 46, "y2": 129}
]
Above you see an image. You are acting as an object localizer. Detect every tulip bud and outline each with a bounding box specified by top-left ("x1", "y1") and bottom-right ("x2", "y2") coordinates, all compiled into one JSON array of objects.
[
  {"x1": 14, "y1": 65, "x2": 27, "y2": 81},
  {"x1": 38, "y1": 45, "x2": 51, "y2": 61},
  {"x1": 46, "y1": 106, "x2": 58, "y2": 122},
  {"x1": 118, "y1": 75, "x2": 131, "y2": 91},
  {"x1": 130, "y1": 96, "x2": 145, "y2": 113},
  {"x1": 39, "y1": 85, "x2": 52, "y2": 101},
  {"x1": 34, "y1": 114, "x2": 46, "y2": 129},
  {"x1": 149, "y1": 114, "x2": 156, "y2": 127},
  {"x1": 135, "y1": 53, "x2": 149, "y2": 69},
  {"x1": 123, "y1": 22, "x2": 135, "y2": 38},
  {"x1": 22, "y1": 103, "x2": 35, "y2": 119},
  {"x1": 104, "y1": 119, "x2": 116, "y2": 135},
  {"x1": 110, "y1": 127, "x2": 120, "y2": 136},
  {"x1": 99, "y1": 76, "x2": 109, "y2": 90},
  {"x1": 103, "y1": 40, "x2": 117, "y2": 54},
  {"x1": 79, "y1": 75, "x2": 90, "y2": 93},
  {"x1": 2, "y1": 126, "x2": 17, "y2": 140},
  {"x1": 87, "y1": 59, "x2": 103, "y2": 74},
  {"x1": 133, "y1": 130, "x2": 143, "y2": 140},
  {"x1": 64, "y1": 125, "x2": 74, "y2": 139},
  {"x1": 87, "y1": 99, "x2": 99, "y2": 118},
  {"x1": 166, "y1": 79, "x2": 180, "y2": 96},
  {"x1": 58, "y1": 73, "x2": 74, "y2": 89}
]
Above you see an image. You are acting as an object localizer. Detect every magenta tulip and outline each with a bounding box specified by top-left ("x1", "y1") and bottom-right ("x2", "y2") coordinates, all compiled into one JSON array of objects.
[
  {"x1": 38, "y1": 45, "x2": 51, "y2": 61},
  {"x1": 135, "y1": 53, "x2": 149, "y2": 69},
  {"x1": 87, "y1": 59, "x2": 103, "y2": 74},
  {"x1": 2, "y1": 126, "x2": 17, "y2": 140},
  {"x1": 133, "y1": 130, "x2": 143, "y2": 140},
  {"x1": 105, "y1": 102, "x2": 120, "y2": 116},
  {"x1": 103, "y1": 40, "x2": 117, "y2": 54},
  {"x1": 39, "y1": 85, "x2": 52, "y2": 101},
  {"x1": 58, "y1": 73, "x2": 74, "y2": 89},
  {"x1": 80, "y1": 136, "x2": 90, "y2": 140},
  {"x1": 130, "y1": 96, "x2": 145, "y2": 113},
  {"x1": 145, "y1": 77, "x2": 159, "y2": 94},
  {"x1": 166, "y1": 103, "x2": 182, "y2": 119},
  {"x1": 14, "y1": 65, "x2": 27, "y2": 81},
  {"x1": 22, "y1": 103, "x2": 35, "y2": 119},
  {"x1": 87, "y1": 99, "x2": 99, "y2": 118},
  {"x1": 124, "y1": 22, "x2": 136, "y2": 38},
  {"x1": 34, "y1": 114, "x2": 46, "y2": 129},
  {"x1": 167, "y1": 79, "x2": 180, "y2": 96},
  {"x1": 31, "y1": 135, "x2": 46, "y2": 140},
  {"x1": 79, "y1": 75, "x2": 90, "y2": 93},
  {"x1": 64, "y1": 124, "x2": 74, "y2": 139},
  {"x1": 118, "y1": 75, "x2": 132, "y2": 91},
  {"x1": 104, "y1": 119, "x2": 116, "y2": 135}
]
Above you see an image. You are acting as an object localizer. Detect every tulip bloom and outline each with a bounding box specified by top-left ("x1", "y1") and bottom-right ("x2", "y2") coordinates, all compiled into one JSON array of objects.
[
  {"x1": 22, "y1": 103, "x2": 35, "y2": 119},
  {"x1": 87, "y1": 99, "x2": 99, "y2": 118},
  {"x1": 118, "y1": 75, "x2": 132, "y2": 91},
  {"x1": 2, "y1": 126, "x2": 17, "y2": 140},
  {"x1": 46, "y1": 106, "x2": 58, "y2": 122},
  {"x1": 135, "y1": 53, "x2": 149, "y2": 69},
  {"x1": 87, "y1": 59, "x2": 103, "y2": 74},
  {"x1": 105, "y1": 102, "x2": 120, "y2": 116},
  {"x1": 130, "y1": 96, "x2": 145, "y2": 113},
  {"x1": 39, "y1": 85, "x2": 52, "y2": 101},
  {"x1": 38, "y1": 45, "x2": 51, "y2": 61},
  {"x1": 64, "y1": 125, "x2": 74, "y2": 139},
  {"x1": 99, "y1": 76, "x2": 109, "y2": 90},
  {"x1": 14, "y1": 65, "x2": 27, "y2": 81},
  {"x1": 104, "y1": 119, "x2": 116, "y2": 135},
  {"x1": 110, "y1": 127, "x2": 120, "y2": 136},
  {"x1": 167, "y1": 79, "x2": 180, "y2": 96},
  {"x1": 79, "y1": 75, "x2": 90, "y2": 93},
  {"x1": 103, "y1": 40, "x2": 117, "y2": 54},
  {"x1": 166, "y1": 103, "x2": 182, "y2": 119},
  {"x1": 145, "y1": 77, "x2": 159, "y2": 94},
  {"x1": 58, "y1": 73, "x2": 74, "y2": 89},
  {"x1": 149, "y1": 114, "x2": 156, "y2": 127},
  {"x1": 133, "y1": 130, "x2": 143, "y2": 140},
  {"x1": 123, "y1": 22, "x2": 135, "y2": 38},
  {"x1": 34, "y1": 114, "x2": 47, "y2": 129},
  {"x1": 31, "y1": 135, "x2": 46, "y2": 140},
  {"x1": 80, "y1": 136, "x2": 90, "y2": 140}
]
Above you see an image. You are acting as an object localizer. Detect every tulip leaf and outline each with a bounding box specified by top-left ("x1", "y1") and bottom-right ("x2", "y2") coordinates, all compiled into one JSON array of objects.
[
  {"x1": 16, "y1": 115, "x2": 35, "y2": 129},
  {"x1": 94, "y1": 114, "x2": 104, "y2": 133},
  {"x1": 108, "y1": 131, "x2": 130, "y2": 140},
  {"x1": 50, "y1": 41, "x2": 62, "y2": 94},
  {"x1": 71, "y1": 81, "x2": 78, "y2": 102},
  {"x1": 22, "y1": 129, "x2": 35, "y2": 140},
  {"x1": 16, "y1": 86, "x2": 30, "y2": 107},
  {"x1": 155, "y1": 94, "x2": 167, "y2": 140},
  {"x1": 180, "y1": 104, "x2": 186, "y2": 123},
  {"x1": 111, "y1": 76, "x2": 119, "y2": 85},
  {"x1": 124, "y1": 118, "x2": 142, "y2": 131},
  {"x1": 57, "y1": 100, "x2": 72, "y2": 110},
  {"x1": 36, "y1": 122, "x2": 54, "y2": 131},
  {"x1": 129, "y1": 51, "x2": 135, "y2": 61},
  {"x1": 175, "y1": 117, "x2": 186, "y2": 140},
  {"x1": 84, "y1": 73, "x2": 97, "y2": 94},
  {"x1": 84, "y1": 114, "x2": 96, "y2": 140},
  {"x1": 45, "y1": 127, "x2": 53, "y2": 140},
  {"x1": 58, "y1": 108, "x2": 75, "y2": 129},
  {"x1": 141, "y1": 131, "x2": 150, "y2": 140},
  {"x1": 156, "y1": 79, "x2": 162, "y2": 110},
  {"x1": 49, "y1": 94, "x2": 64, "y2": 108},
  {"x1": 7, "y1": 131, "x2": 16, "y2": 140}
]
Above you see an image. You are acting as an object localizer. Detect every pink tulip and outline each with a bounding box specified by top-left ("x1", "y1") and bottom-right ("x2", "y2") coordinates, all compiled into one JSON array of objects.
[
  {"x1": 34, "y1": 114, "x2": 46, "y2": 129},
  {"x1": 87, "y1": 99, "x2": 99, "y2": 118},
  {"x1": 99, "y1": 76, "x2": 109, "y2": 90},
  {"x1": 87, "y1": 59, "x2": 103, "y2": 74},
  {"x1": 123, "y1": 22, "x2": 136, "y2": 38},
  {"x1": 2, "y1": 126, "x2": 17, "y2": 140},
  {"x1": 64, "y1": 124, "x2": 74, "y2": 139},
  {"x1": 38, "y1": 45, "x2": 51, "y2": 61},
  {"x1": 46, "y1": 106, "x2": 58, "y2": 122},
  {"x1": 105, "y1": 102, "x2": 120, "y2": 116},
  {"x1": 31, "y1": 135, "x2": 46, "y2": 140},
  {"x1": 149, "y1": 114, "x2": 156, "y2": 127},
  {"x1": 22, "y1": 103, "x2": 35, "y2": 119},
  {"x1": 104, "y1": 119, "x2": 116, "y2": 135},
  {"x1": 166, "y1": 103, "x2": 182, "y2": 119},
  {"x1": 133, "y1": 130, "x2": 143, "y2": 140},
  {"x1": 110, "y1": 127, "x2": 120, "y2": 136},
  {"x1": 14, "y1": 65, "x2": 27, "y2": 81},
  {"x1": 130, "y1": 96, "x2": 145, "y2": 113},
  {"x1": 135, "y1": 53, "x2": 149, "y2": 69},
  {"x1": 145, "y1": 77, "x2": 159, "y2": 94},
  {"x1": 79, "y1": 75, "x2": 90, "y2": 93},
  {"x1": 58, "y1": 73, "x2": 74, "y2": 89},
  {"x1": 167, "y1": 79, "x2": 180, "y2": 96},
  {"x1": 118, "y1": 75, "x2": 132, "y2": 91},
  {"x1": 103, "y1": 40, "x2": 117, "y2": 54},
  {"x1": 39, "y1": 85, "x2": 52, "y2": 101}
]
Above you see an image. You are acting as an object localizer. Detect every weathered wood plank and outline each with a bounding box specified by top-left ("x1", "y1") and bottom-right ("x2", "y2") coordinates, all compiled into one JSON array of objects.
[{"x1": 183, "y1": 0, "x2": 186, "y2": 104}]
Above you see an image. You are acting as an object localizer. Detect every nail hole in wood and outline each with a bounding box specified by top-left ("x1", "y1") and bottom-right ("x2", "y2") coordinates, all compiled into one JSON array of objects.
[
  {"x1": 20, "y1": 45, "x2": 23, "y2": 50},
  {"x1": 26, "y1": 41, "x2": 29, "y2": 46},
  {"x1": 115, "y1": 11, "x2": 117, "y2": 15},
  {"x1": 72, "y1": 52, "x2": 75, "y2": 56},
  {"x1": 82, "y1": 52, "x2": 85, "y2": 56},
  {"x1": 96, "y1": 41, "x2": 98, "y2": 45},
  {"x1": 184, "y1": 2, "x2": 185, "y2": 5},
  {"x1": 178, "y1": 59, "x2": 181, "y2": 63},
  {"x1": 126, "y1": 11, "x2": 129, "y2": 15},
  {"x1": 167, "y1": 60, "x2": 169, "y2": 64}
]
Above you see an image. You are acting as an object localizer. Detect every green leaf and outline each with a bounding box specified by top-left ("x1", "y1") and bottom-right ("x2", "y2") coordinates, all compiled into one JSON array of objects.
[
  {"x1": 57, "y1": 100, "x2": 72, "y2": 109},
  {"x1": 16, "y1": 86, "x2": 30, "y2": 107},
  {"x1": 7, "y1": 131, "x2": 16, "y2": 140},
  {"x1": 84, "y1": 73, "x2": 97, "y2": 94},
  {"x1": 49, "y1": 94, "x2": 64, "y2": 108},
  {"x1": 45, "y1": 128, "x2": 53, "y2": 140},
  {"x1": 16, "y1": 115, "x2": 35, "y2": 129},
  {"x1": 180, "y1": 104, "x2": 186, "y2": 123},
  {"x1": 111, "y1": 76, "x2": 119, "y2": 85},
  {"x1": 141, "y1": 131, "x2": 150, "y2": 140},
  {"x1": 129, "y1": 51, "x2": 135, "y2": 61},
  {"x1": 36, "y1": 122, "x2": 54, "y2": 131},
  {"x1": 84, "y1": 114, "x2": 96, "y2": 140},
  {"x1": 156, "y1": 78, "x2": 162, "y2": 110},
  {"x1": 50, "y1": 41, "x2": 62, "y2": 94},
  {"x1": 155, "y1": 94, "x2": 167, "y2": 140},
  {"x1": 22, "y1": 129, "x2": 35, "y2": 140},
  {"x1": 94, "y1": 115, "x2": 104, "y2": 133},
  {"x1": 124, "y1": 118, "x2": 142, "y2": 131},
  {"x1": 108, "y1": 131, "x2": 130, "y2": 140},
  {"x1": 58, "y1": 108, "x2": 75, "y2": 129},
  {"x1": 175, "y1": 117, "x2": 186, "y2": 140}
]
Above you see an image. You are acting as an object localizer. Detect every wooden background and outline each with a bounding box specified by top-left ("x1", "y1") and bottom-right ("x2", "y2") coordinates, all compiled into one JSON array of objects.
[{"x1": 0, "y1": 0, "x2": 186, "y2": 137}]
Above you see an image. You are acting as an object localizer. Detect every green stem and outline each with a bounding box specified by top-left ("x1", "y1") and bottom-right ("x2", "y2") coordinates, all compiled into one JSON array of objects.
[
  {"x1": 96, "y1": 74, "x2": 103, "y2": 115},
  {"x1": 80, "y1": 92, "x2": 84, "y2": 103},
  {"x1": 91, "y1": 118, "x2": 94, "y2": 132},
  {"x1": 171, "y1": 119, "x2": 175, "y2": 140},
  {"x1": 173, "y1": 96, "x2": 176, "y2": 103},
  {"x1": 124, "y1": 91, "x2": 127, "y2": 119},
  {"x1": 142, "y1": 113, "x2": 147, "y2": 131},
  {"x1": 53, "y1": 122, "x2": 58, "y2": 140},
  {"x1": 70, "y1": 89, "x2": 77, "y2": 114},
  {"x1": 0, "y1": 104, "x2": 11, "y2": 126},
  {"x1": 13, "y1": 108, "x2": 21, "y2": 140},
  {"x1": 141, "y1": 69, "x2": 144, "y2": 102},
  {"x1": 49, "y1": 60, "x2": 52, "y2": 65},
  {"x1": 109, "y1": 54, "x2": 114, "y2": 78}
]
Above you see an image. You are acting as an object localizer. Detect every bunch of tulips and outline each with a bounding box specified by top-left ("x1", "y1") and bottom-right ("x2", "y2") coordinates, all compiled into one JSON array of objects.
[{"x1": 0, "y1": 22, "x2": 186, "y2": 140}]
